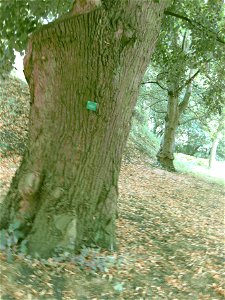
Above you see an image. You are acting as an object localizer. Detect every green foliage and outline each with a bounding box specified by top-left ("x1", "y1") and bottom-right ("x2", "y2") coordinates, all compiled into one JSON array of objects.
[
  {"x1": 137, "y1": 0, "x2": 225, "y2": 163},
  {"x1": 176, "y1": 117, "x2": 225, "y2": 161},
  {"x1": 176, "y1": 121, "x2": 210, "y2": 157},
  {"x1": 0, "y1": 76, "x2": 29, "y2": 156},
  {"x1": 140, "y1": 72, "x2": 225, "y2": 161},
  {"x1": 151, "y1": 0, "x2": 225, "y2": 94},
  {"x1": 51, "y1": 246, "x2": 125, "y2": 273},
  {"x1": 0, "y1": 0, "x2": 73, "y2": 75},
  {"x1": 201, "y1": 57, "x2": 225, "y2": 113},
  {"x1": 176, "y1": 81, "x2": 225, "y2": 160},
  {"x1": 72, "y1": 248, "x2": 124, "y2": 273},
  {"x1": 129, "y1": 123, "x2": 160, "y2": 158},
  {"x1": 129, "y1": 97, "x2": 161, "y2": 158}
]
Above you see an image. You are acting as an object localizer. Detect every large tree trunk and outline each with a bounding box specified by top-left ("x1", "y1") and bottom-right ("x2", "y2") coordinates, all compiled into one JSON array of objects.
[{"x1": 0, "y1": 0, "x2": 168, "y2": 257}]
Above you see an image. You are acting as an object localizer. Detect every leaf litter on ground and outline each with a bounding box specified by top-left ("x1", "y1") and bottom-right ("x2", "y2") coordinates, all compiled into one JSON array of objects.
[{"x1": 0, "y1": 155, "x2": 224, "y2": 299}]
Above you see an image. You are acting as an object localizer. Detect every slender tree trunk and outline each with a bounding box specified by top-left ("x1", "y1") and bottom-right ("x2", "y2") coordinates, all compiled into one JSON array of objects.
[
  {"x1": 0, "y1": 0, "x2": 168, "y2": 257},
  {"x1": 156, "y1": 92, "x2": 179, "y2": 171},
  {"x1": 209, "y1": 136, "x2": 221, "y2": 169},
  {"x1": 209, "y1": 112, "x2": 224, "y2": 169},
  {"x1": 157, "y1": 72, "x2": 193, "y2": 171}
]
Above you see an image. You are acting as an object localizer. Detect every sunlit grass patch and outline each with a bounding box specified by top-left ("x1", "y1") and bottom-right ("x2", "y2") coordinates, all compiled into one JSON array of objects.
[{"x1": 174, "y1": 153, "x2": 225, "y2": 186}]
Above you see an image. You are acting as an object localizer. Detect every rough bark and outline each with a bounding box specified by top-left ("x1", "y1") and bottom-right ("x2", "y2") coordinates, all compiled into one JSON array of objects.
[{"x1": 0, "y1": 0, "x2": 169, "y2": 257}]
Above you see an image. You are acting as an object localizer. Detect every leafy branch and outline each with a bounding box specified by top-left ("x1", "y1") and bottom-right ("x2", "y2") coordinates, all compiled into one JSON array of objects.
[
  {"x1": 177, "y1": 69, "x2": 200, "y2": 93},
  {"x1": 164, "y1": 10, "x2": 225, "y2": 45},
  {"x1": 141, "y1": 81, "x2": 168, "y2": 91}
]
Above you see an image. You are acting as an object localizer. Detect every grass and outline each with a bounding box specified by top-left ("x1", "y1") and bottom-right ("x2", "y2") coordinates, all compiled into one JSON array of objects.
[{"x1": 174, "y1": 153, "x2": 225, "y2": 186}]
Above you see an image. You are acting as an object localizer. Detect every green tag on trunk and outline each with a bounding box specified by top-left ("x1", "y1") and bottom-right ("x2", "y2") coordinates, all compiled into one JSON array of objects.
[{"x1": 86, "y1": 101, "x2": 98, "y2": 111}]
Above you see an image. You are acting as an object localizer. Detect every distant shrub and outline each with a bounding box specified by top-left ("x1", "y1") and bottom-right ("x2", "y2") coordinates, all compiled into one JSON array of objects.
[
  {"x1": 0, "y1": 76, "x2": 29, "y2": 156},
  {"x1": 128, "y1": 120, "x2": 160, "y2": 159}
]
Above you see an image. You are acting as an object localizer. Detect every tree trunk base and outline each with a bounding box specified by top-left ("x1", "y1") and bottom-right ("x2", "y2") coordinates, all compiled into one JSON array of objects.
[{"x1": 157, "y1": 156, "x2": 176, "y2": 172}]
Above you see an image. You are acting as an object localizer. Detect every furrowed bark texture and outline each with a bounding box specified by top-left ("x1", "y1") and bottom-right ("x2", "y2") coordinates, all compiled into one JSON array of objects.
[{"x1": 0, "y1": 0, "x2": 168, "y2": 257}]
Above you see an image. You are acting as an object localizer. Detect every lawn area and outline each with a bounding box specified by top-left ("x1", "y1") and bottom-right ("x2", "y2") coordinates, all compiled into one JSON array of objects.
[
  {"x1": 174, "y1": 153, "x2": 225, "y2": 186},
  {"x1": 0, "y1": 155, "x2": 224, "y2": 299}
]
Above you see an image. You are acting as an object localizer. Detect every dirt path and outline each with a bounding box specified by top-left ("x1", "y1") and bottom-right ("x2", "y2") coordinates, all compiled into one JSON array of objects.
[{"x1": 0, "y1": 158, "x2": 224, "y2": 299}]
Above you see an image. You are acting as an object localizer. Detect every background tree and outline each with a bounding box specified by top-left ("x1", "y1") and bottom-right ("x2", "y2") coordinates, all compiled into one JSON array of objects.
[
  {"x1": 208, "y1": 111, "x2": 225, "y2": 169},
  {"x1": 176, "y1": 88, "x2": 225, "y2": 165},
  {"x1": 0, "y1": 0, "x2": 169, "y2": 257},
  {"x1": 137, "y1": 62, "x2": 225, "y2": 166},
  {"x1": 142, "y1": 0, "x2": 225, "y2": 170}
]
